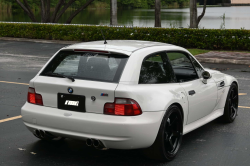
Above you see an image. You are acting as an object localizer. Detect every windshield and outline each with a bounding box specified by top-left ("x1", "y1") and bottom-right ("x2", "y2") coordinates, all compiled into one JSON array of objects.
[{"x1": 41, "y1": 51, "x2": 129, "y2": 83}]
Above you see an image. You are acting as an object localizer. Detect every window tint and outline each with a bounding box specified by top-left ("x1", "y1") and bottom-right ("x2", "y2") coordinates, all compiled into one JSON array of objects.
[
  {"x1": 41, "y1": 51, "x2": 128, "y2": 83},
  {"x1": 189, "y1": 55, "x2": 204, "y2": 78},
  {"x1": 167, "y1": 52, "x2": 198, "y2": 82},
  {"x1": 139, "y1": 52, "x2": 176, "y2": 84}
]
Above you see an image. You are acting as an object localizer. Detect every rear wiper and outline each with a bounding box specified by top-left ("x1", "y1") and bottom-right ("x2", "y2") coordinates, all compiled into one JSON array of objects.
[{"x1": 45, "y1": 72, "x2": 75, "y2": 82}]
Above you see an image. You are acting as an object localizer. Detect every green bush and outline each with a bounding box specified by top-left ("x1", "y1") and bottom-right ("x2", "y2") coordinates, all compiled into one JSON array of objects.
[{"x1": 0, "y1": 22, "x2": 250, "y2": 50}]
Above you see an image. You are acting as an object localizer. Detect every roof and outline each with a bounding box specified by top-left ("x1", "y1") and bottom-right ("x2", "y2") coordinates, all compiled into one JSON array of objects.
[{"x1": 64, "y1": 40, "x2": 173, "y2": 55}]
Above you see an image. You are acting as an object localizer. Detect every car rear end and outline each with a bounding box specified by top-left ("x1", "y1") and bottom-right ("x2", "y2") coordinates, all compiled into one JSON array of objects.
[{"x1": 21, "y1": 48, "x2": 163, "y2": 149}]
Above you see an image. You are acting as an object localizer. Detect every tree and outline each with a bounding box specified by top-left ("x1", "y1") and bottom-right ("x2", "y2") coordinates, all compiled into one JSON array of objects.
[
  {"x1": 189, "y1": 0, "x2": 207, "y2": 28},
  {"x1": 15, "y1": 0, "x2": 95, "y2": 24},
  {"x1": 110, "y1": 0, "x2": 117, "y2": 25},
  {"x1": 155, "y1": 0, "x2": 161, "y2": 27}
]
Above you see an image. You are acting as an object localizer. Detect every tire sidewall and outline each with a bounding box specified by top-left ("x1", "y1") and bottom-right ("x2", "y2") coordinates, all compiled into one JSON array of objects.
[
  {"x1": 160, "y1": 105, "x2": 183, "y2": 160},
  {"x1": 224, "y1": 83, "x2": 238, "y2": 123}
]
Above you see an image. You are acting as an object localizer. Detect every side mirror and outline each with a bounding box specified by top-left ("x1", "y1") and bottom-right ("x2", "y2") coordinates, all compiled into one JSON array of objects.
[
  {"x1": 202, "y1": 71, "x2": 211, "y2": 79},
  {"x1": 201, "y1": 71, "x2": 211, "y2": 84}
]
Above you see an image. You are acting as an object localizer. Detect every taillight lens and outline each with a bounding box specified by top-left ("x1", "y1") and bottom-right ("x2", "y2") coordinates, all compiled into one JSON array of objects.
[
  {"x1": 104, "y1": 98, "x2": 142, "y2": 116},
  {"x1": 27, "y1": 87, "x2": 43, "y2": 106}
]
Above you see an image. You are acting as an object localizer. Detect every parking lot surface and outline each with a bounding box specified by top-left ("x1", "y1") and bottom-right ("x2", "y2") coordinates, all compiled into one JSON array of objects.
[{"x1": 0, "y1": 40, "x2": 250, "y2": 166}]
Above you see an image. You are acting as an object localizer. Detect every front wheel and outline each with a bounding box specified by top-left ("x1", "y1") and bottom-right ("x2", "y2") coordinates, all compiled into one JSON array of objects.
[
  {"x1": 144, "y1": 105, "x2": 183, "y2": 161},
  {"x1": 222, "y1": 83, "x2": 238, "y2": 123}
]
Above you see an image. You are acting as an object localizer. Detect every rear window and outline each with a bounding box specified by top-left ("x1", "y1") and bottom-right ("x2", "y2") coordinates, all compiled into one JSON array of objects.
[{"x1": 40, "y1": 51, "x2": 128, "y2": 83}]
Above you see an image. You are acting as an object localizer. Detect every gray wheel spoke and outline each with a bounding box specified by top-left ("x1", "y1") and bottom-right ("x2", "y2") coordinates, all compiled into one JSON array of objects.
[
  {"x1": 166, "y1": 118, "x2": 171, "y2": 127},
  {"x1": 168, "y1": 138, "x2": 174, "y2": 150},
  {"x1": 164, "y1": 131, "x2": 168, "y2": 141},
  {"x1": 233, "y1": 95, "x2": 237, "y2": 100},
  {"x1": 231, "y1": 90, "x2": 234, "y2": 99},
  {"x1": 232, "y1": 106, "x2": 237, "y2": 113}
]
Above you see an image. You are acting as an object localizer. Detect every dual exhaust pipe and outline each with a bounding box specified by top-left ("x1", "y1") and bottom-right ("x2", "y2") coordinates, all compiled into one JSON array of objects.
[
  {"x1": 86, "y1": 138, "x2": 106, "y2": 149},
  {"x1": 34, "y1": 130, "x2": 105, "y2": 149},
  {"x1": 34, "y1": 130, "x2": 56, "y2": 139}
]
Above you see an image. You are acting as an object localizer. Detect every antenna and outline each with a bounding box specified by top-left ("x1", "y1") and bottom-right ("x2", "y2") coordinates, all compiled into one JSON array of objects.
[{"x1": 101, "y1": 29, "x2": 107, "y2": 44}]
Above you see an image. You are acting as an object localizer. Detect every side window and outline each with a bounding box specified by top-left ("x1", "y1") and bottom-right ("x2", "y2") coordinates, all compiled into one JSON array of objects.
[
  {"x1": 139, "y1": 52, "x2": 176, "y2": 84},
  {"x1": 167, "y1": 52, "x2": 199, "y2": 82},
  {"x1": 189, "y1": 55, "x2": 204, "y2": 78}
]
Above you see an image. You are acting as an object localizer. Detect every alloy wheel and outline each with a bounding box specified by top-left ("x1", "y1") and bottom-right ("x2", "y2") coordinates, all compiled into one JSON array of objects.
[
  {"x1": 228, "y1": 87, "x2": 238, "y2": 119},
  {"x1": 164, "y1": 112, "x2": 182, "y2": 154}
]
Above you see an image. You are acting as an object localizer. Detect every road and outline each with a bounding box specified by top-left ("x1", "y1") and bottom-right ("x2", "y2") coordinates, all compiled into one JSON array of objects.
[{"x1": 0, "y1": 40, "x2": 250, "y2": 166}]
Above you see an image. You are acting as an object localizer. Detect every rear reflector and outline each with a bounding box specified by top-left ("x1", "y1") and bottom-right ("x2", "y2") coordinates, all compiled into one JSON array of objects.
[
  {"x1": 104, "y1": 98, "x2": 142, "y2": 116},
  {"x1": 27, "y1": 87, "x2": 43, "y2": 106}
]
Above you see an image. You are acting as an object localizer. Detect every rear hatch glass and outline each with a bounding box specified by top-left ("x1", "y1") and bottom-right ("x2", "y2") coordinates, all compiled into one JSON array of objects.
[{"x1": 41, "y1": 50, "x2": 128, "y2": 83}]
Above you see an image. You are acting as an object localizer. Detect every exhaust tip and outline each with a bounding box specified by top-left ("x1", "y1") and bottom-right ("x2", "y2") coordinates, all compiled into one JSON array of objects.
[
  {"x1": 93, "y1": 139, "x2": 100, "y2": 148},
  {"x1": 35, "y1": 130, "x2": 41, "y2": 138},
  {"x1": 40, "y1": 130, "x2": 45, "y2": 138},
  {"x1": 86, "y1": 139, "x2": 92, "y2": 146}
]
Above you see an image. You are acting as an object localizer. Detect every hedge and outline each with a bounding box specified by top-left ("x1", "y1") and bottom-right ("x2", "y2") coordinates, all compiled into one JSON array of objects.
[{"x1": 0, "y1": 22, "x2": 250, "y2": 50}]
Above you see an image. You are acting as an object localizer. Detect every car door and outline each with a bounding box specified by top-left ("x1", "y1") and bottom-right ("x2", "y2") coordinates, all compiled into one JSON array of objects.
[{"x1": 167, "y1": 51, "x2": 217, "y2": 124}]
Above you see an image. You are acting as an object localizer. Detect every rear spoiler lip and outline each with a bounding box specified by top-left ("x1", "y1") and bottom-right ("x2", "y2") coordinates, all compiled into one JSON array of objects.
[{"x1": 73, "y1": 49, "x2": 111, "y2": 54}]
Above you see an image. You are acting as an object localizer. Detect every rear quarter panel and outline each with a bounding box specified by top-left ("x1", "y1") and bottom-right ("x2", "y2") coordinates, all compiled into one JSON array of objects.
[{"x1": 115, "y1": 83, "x2": 189, "y2": 125}]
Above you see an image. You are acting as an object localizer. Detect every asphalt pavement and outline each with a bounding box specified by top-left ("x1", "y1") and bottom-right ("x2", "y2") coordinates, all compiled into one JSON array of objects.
[{"x1": 0, "y1": 40, "x2": 250, "y2": 166}]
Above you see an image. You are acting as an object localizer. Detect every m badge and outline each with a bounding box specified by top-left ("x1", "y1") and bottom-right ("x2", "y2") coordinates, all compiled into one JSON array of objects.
[{"x1": 101, "y1": 93, "x2": 108, "y2": 97}]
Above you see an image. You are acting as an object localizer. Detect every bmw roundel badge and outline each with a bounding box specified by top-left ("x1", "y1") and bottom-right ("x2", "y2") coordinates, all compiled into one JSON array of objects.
[
  {"x1": 91, "y1": 96, "x2": 96, "y2": 101},
  {"x1": 68, "y1": 87, "x2": 73, "y2": 94}
]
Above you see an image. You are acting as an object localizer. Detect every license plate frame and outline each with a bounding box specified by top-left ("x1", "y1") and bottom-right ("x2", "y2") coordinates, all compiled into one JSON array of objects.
[{"x1": 57, "y1": 93, "x2": 86, "y2": 112}]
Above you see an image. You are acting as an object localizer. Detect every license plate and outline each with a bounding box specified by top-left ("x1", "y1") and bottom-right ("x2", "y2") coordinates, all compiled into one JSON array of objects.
[{"x1": 58, "y1": 93, "x2": 85, "y2": 112}]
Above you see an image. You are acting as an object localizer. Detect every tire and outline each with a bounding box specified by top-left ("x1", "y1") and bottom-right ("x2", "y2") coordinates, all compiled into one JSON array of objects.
[
  {"x1": 144, "y1": 105, "x2": 183, "y2": 161},
  {"x1": 222, "y1": 83, "x2": 238, "y2": 123}
]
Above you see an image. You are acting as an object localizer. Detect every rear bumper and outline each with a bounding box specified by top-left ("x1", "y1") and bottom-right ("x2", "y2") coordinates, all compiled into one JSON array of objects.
[{"x1": 21, "y1": 102, "x2": 164, "y2": 149}]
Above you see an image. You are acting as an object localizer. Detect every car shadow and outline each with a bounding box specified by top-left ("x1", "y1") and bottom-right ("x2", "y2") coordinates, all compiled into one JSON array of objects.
[
  {"x1": 22, "y1": 117, "x2": 236, "y2": 166},
  {"x1": 23, "y1": 138, "x2": 166, "y2": 166}
]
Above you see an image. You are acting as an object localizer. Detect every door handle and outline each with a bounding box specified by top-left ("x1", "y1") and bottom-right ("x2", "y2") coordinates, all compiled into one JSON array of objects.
[{"x1": 188, "y1": 90, "x2": 196, "y2": 95}]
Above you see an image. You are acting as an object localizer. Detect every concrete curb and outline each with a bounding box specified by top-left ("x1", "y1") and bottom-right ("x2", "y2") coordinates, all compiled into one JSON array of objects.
[
  {"x1": 196, "y1": 57, "x2": 250, "y2": 65},
  {"x1": 0, "y1": 37, "x2": 80, "y2": 45}
]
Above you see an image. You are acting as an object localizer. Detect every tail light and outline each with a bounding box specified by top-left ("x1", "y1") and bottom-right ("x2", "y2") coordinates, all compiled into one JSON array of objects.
[
  {"x1": 104, "y1": 98, "x2": 142, "y2": 116},
  {"x1": 27, "y1": 87, "x2": 43, "y2": 106}
]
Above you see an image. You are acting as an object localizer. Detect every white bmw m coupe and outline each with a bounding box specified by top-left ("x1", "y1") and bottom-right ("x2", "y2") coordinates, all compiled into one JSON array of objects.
[{"x1": 21, "y1": 40, "x2": 238, "y2": 161}]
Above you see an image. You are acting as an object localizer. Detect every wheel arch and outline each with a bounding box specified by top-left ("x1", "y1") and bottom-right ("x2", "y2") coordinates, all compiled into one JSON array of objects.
[
  {"x1": 169, "y1": 103, "x2": 184, "y2": 123},
  {"x1": 224, "y1": 74, "x2": 238, "y2": 88},
  {"x1": 232, "y1": 81, "x2": 238, "y2": 89}
]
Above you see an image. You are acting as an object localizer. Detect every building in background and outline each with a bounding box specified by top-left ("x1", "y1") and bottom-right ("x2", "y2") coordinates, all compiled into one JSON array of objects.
[{"x1": 199, "y1": 0, "x2": 250, "y2": 6}]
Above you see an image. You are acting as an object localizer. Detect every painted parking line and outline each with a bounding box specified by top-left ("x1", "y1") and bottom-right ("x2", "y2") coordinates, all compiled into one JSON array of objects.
[
  {"x1": 0, "y1": 81, "x2": 29, "y2": 86},
  {"x1": 239, "y1": 106, "x2": 250, "y2": 109},
  {"x1": 0, "y1": 115, "x2": 22, "y2": 123}
]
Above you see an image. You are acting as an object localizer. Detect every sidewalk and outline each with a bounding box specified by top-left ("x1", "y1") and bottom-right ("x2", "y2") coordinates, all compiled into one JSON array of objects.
[
  {"x1": 1, "y1": 37, "x2": 250, "y2": 65},
  {"x1": 196, "y1": 51, "x2": 250, "y2": 65}
]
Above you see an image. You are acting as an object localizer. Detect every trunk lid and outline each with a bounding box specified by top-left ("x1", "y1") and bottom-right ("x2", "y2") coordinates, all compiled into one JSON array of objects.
[{"x1": 34, "y1": 76, "x2": 117, "y2": 114}]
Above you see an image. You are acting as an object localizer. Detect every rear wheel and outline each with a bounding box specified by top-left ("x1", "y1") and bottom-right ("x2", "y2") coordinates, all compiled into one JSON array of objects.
[
  {"x1": 144, "y1": 105, "x2": 183, "y2": 161},
  {"x1": 222, "y1": 83, "x2": 238, "y2": 123}
]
